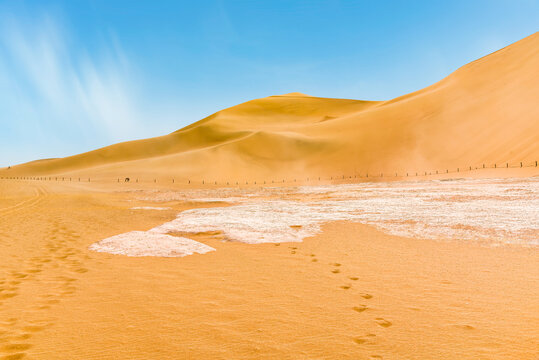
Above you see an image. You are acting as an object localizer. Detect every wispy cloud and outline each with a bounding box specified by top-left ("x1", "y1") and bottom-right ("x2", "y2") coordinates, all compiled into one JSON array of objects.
[{"x1": 0, "y1": 13, "x2": 166, "y2": 165}]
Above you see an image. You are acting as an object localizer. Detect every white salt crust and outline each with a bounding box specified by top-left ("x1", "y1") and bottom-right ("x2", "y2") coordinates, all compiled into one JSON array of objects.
[
  {"x1": 151, "y1": 177, "x2": 539, "y2": 246},
  {"x1": 89, "y1": 231, "x2": 215, "y2": 257},
  {"x1": 90, "y1": 177, "x2": 539, "y2": 257}
]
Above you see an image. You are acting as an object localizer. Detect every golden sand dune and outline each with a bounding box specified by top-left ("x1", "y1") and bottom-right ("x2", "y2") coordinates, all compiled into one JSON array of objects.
[{"x1": 2, "y1": 32, "x2": 539, "y2": 182}]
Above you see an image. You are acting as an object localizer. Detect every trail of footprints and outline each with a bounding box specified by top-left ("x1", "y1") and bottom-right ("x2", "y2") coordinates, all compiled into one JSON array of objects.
[
  {"x1": 0, "y1": 218, "x2": 89, "y2": 360},
  {"x1": 285, "y1": 245, "x2": 392, "y2": 358}
]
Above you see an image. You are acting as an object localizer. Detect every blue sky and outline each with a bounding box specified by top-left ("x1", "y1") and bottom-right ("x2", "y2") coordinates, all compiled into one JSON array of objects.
[{"x1": 0, "y1": 0, "x2": 538, "y2": 166}]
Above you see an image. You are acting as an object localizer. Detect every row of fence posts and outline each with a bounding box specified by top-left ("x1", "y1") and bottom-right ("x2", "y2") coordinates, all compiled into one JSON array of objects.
[
  {"x1": 0, "y1": 176, "x2": 90, "y2": 182},
  {"x1": 2, "y1": 160, "x2": 537, "y2": 185},
  {"x1": 184, "y1": 160, "x2": 538, "y2": 185}
]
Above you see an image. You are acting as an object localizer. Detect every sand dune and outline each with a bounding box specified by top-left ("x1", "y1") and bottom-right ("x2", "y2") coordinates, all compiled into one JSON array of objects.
[{"x1": 2, "y1": 33, "x2": 539, "y2": 182}]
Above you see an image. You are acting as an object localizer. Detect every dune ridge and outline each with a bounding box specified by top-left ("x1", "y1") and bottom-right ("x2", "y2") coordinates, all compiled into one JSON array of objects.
[{"x1": 2, "y1": 32, "x2": 538, "y2": 181}]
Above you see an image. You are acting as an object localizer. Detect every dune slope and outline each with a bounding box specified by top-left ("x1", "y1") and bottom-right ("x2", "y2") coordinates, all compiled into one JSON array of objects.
[{"x1": 3, "y1": 33, "x2": 538, "y2": 181}]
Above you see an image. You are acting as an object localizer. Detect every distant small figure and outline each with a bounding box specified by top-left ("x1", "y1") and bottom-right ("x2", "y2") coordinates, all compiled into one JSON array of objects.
[
  {"x1": 124, "y1": 177, "x2": 130, "y2": 182},
  {"x1": 7, "y1": 166, "x2": 10, "y2": 170}
]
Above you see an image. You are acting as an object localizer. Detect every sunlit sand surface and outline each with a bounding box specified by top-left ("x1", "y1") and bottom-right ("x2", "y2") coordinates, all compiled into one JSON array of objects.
[{"x1": 0, "y1": 179, "x2": 538, "y2": 359}]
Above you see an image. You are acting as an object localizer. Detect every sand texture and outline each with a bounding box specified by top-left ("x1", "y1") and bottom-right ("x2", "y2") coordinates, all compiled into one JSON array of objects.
[{"x1": 0, "y1": 179, "x2": 538, "y2": 359}]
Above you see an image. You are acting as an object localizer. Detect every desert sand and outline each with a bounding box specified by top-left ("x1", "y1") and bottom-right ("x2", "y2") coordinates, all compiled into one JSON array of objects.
[
  {"x1": 0, "y1": 32, "x2": 538, "y2": 360},
  {"x1": 0, "y1": 179, "x2": 538, "y2": 360}
]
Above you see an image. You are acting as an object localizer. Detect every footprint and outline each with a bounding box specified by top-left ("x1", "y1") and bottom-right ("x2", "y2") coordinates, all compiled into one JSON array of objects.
[
  {"x1": 331, "y1": 263, "x2": 341, "y2": 267},
  {"x1": 331, "y1": 269, "x2": 340, "y2": 274},
  {"x1": 340, "y1": 284, "x2": 351, "y2": 290},
  {"x1": 0, "y1": 293, "x2": 17, "y2": 300},
  {"x1": 375, "y1": 318, "x2": 392, "y2": 328},
  {"x1": 1, "y1": 343, "x2": 32, "y2": 351},
  {"x1": 311, "y1": 259, "x2": 318, "y2": 262},
  {"x1": 353, "y1": 333, "x2": 376, "y2": 345},
  {"x1": 1, "y1": 353, "x2": 27, "y2": 360},
  {"x1": 348, "y1": 276, "x2": 359, "y2": 281},
  {"x1": 352, "y1": 305, "x2": 368, "y2": 313},
  {"x1": 10, "y1": 273, "x2": 27, "y2": 279},
  {"x1": 11, "y1": 334, "x2": 31, "y2": 341},
  {"x1": 274, "y1": 244, "x2": 280, "y2": 247},
  {"x1": 453, "y1": 324, "x2": 475, "y2": 330},
  {"x1": 22, "y1": 325, "x2": 45, "y2": 333},
  {"x1": 361, "y1": 293, "x2": 373, "y2": 299},
  {"x1": 290, "y1": 251, "x2": 296, "y2": 254}
]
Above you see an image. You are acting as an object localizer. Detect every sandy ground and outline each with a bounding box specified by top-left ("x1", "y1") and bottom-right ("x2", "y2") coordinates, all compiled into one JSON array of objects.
[{"x1": 0, "y1": 179, "x2": 538, "y2": 359}]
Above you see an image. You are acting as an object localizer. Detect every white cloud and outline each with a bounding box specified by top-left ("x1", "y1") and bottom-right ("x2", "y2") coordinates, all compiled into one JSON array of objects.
[{"x1": 0, "y1": 13, "x2": 163, "y2": 165}]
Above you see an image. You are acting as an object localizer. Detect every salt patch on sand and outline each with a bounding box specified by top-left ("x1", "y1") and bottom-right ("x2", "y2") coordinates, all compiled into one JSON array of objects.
[
  {"x1": 90, "y1": 178, "x2": 539, "y2": 257},
  {"x1": 151, "y1": 177, "x2": 539, "y2": 246},
  {"x1": 89, "y1": 231, "x2": 215, "y2": 257}
]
